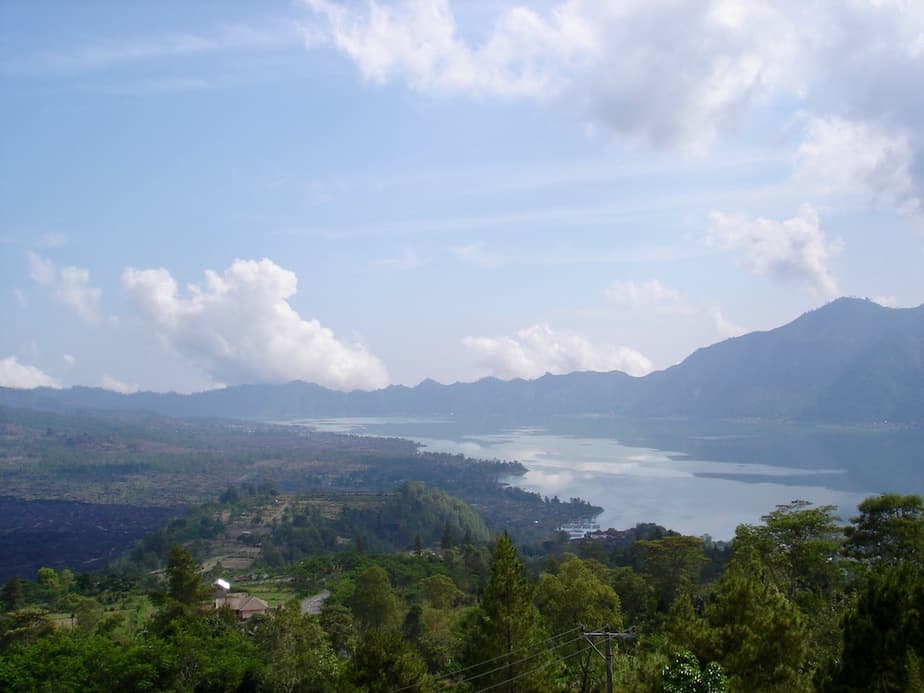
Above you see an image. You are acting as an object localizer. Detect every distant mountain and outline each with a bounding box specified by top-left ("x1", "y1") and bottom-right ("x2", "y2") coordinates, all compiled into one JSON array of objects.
[{"x1": 2, "y1": 298, "x2": 922, "y2": 424}]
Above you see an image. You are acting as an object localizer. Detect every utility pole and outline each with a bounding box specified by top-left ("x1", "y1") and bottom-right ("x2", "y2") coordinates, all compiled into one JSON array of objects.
[{"x1": 582, "y1": 625, "x2": 637, "y2": 693}]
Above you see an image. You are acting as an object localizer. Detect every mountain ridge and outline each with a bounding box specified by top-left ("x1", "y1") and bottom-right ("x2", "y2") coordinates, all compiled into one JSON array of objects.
[{"x1": 2, "y1": 297, "x2": 922, "y2": 423}]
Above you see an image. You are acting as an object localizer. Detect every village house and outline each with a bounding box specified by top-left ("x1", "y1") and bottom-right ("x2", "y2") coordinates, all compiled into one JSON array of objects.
[{"x1": 213, "y1": 579, "x2": 270, "y2": 621}]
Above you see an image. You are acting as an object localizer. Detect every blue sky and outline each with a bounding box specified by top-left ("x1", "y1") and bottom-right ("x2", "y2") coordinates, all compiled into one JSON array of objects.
[{"x1": 2, "y1": 0, "x2": 923, "y2": 393}]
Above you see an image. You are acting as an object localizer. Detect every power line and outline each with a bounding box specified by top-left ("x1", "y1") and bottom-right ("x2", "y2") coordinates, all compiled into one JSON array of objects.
[
  {"x1": 582, "y1": 625, "x2": 638, "y2": 693},
  {"x1": 474, "y1": 644, "x2": 592, "y2": 693},
  {"x1": 393, "y1": 626, "x2": 583, "y2": 692},
  {"x1": 456, "y1": 635, "x2": 585, "y2": 686}
]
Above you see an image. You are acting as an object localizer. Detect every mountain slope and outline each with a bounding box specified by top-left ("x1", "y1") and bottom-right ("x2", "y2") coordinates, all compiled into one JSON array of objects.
[
  {"x1": 634, "y1": 298, "x2": 924, "y2": 419},
  {"x1": 2, "y1": 298, "x2": 921, "y2": 423}
]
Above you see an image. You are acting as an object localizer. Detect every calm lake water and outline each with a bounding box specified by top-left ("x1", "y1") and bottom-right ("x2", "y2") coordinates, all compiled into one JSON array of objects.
[{"x1": 286, "y1": 416, "x2": 893, "y2": 540}]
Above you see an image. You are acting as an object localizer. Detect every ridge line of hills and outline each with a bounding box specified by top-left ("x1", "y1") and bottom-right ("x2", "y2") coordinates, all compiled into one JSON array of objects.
[{"x1": 2, "y1": 297, "x2": 922, "y2": 424}]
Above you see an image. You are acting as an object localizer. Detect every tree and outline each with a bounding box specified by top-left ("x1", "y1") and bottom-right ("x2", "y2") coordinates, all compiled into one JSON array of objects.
[
  {"x1": 828, "y1": 561, "x2": 924, "y2": 691},
  {"x1": 441, "y1": 521, "x2": 455, "y2": 549},
  {"x1": 250, "y1": 603, "x2": 340, "y2": 692},
  {"x1": 661, "y1": 651, "x2": 728, "y2": 693},
  {"x1": 320, "y1": 602, "x2": 357, "y2": 658},
  {"x1": 634, "y1": 536, "x2": 708, "y2": 610},
  {"x1": 535, "y1": 556, "x2": 622, "y2": 691},
  {"x1": 348, "y1": 565, "x2": 399, "y2": 631},
  {"x1": 1, "y1": 577, "x2": 24, "y2": 612},
  {"x1": 752, "y1": 501, "x2": 844, "y2": 608},
  {"x1": 0, "y1": 607, "x2": 53, "y2": 649},
  {"x1": 845, "y1": 493, "x2": 924, "y2": 567},
  {"x1": 420, "y1": 574, "x2": 463, "y2": 610},
  {"x1": 465, "y1": 533, "x2": 556, "y2": 692},
  {"x1": 610, "y1": 566, "x2": 656, "y2": 627},
  {"x1": 702, "y1": 542, "x2": 810, "y2": 691},
  {"x1": 165, "y1": 545, "x2": 209, "y2": 606},
  {"x1": 350, "y1": 627, "x2": 432, "y2": 692}
]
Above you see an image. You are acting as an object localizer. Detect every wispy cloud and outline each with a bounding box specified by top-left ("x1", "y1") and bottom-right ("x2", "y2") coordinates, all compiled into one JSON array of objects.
[
  {"x1": 375, "y1": 248, "x2": 427, "y2": 271},
  {"x1": 101, "y1": 75, "x2": 212, "y2": 96},
  {"x1": 37, "y1": 233, "x2": 67, "y2": 248},
  {"x1": 5, "y1": 21, "x2": 301, "y2": 74},
  {"x1": 27, "y1": 252, "x2": 102, "y2": 323},
  {"x1": 450, "y1": 242, "x2": 503, "y2": 268},
  {"x1": 605, "y1": 279, "x2": 687, "y2": 313}
]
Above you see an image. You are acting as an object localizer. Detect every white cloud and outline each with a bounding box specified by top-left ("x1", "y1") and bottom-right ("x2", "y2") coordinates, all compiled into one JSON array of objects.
[
  {"x1": 305, "y1": 0, "x2": 804, "y2": 150},
  {"x1": 796, "y1": 115, "x2": 922, "y2": 221},
  {"x1": 450, "y1": 242, "x2": 503, "y2": 268},
  {"x1": 462, "y1": 322, "x2": 653, "y2": 379},
  {"x1": 122, "y1": 258, "x2": 389, "y2": 391},
  {"x1": 27, "y1": 252, "x2": 102, "y2": 323},
  {"x1": 13, "y1": 289, "x2": 28, "y2": 308},
  {"x1": 376, "y1": 248, "x2": 426, "y2": 271},
  {"x1": 100, "y1": 374, "x2": 139, "y2": 394},
  {"x1": 709, "y1": 306, "x2": 746, "y2": 339},
  {"x1": 306, "y1": 0, "x2": 596, "y2": 99},
  {"x1": 707, "y1": 204, "x2": 841, "y2": 296},
  {"x1": 306, "y1": 0, "x2": 924, "y2": 188},
  {"x1": 0, "y1": 356, "x2": 60, "y2": 389},
  {"x1": 605, "y1": 279, "x2": 686, "y2": 312},
  {"x1": 63, "y1": 354, "x2": 76, "y2": 366},
  {"x1": 872, "y1": 295, "x2": 898, "y2": 308}
]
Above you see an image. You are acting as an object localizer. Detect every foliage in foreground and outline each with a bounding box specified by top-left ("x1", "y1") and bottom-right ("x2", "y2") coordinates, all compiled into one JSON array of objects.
[{"x1": 0, "y1": 493, "x2": 921, "y2": 692}]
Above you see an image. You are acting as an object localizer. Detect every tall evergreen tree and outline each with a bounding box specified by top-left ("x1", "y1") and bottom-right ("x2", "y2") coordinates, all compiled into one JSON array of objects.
[
  {"x1": 165, "y1": 545, "x2": 209, "y2": 606},
  {"x1": 465, "y1": 533, "x2": 557, "y2": 692},
  {"x1": 702, "y1": 542, "x2": 810, "y2": 691},
  {"x1": 348, "y1": 565, "x2": 398, "y2": 631},
  {"x1": 845, "y1": 493, "x2": 924, "y2": 568},
  {"x1": 828, "y1": 562, "x2": 924, "y2": 692}
]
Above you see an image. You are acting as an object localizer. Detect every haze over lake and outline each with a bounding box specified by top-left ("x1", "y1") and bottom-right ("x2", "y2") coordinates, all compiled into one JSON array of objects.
[{"x1": 290, "y1": 417, "x2": 880, "y2": 539}]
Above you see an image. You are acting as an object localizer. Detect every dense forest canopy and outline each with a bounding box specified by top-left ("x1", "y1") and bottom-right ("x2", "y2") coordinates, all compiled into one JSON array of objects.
[{"x1": 1, "y1": 491, "x2": 921, "y2": 691}]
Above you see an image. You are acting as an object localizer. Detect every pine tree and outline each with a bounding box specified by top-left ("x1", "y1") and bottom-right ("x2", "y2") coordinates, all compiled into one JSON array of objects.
[
  {"x1": 465, "y1": 533, "x2": 557, "y2": 692},
  {"x1": 441, "y1": 521, "x2": 455, "y2": 550},
  {"x1": 703, "y1": 543, "x2": 810, "y2": 691},
  {"x1": 348, "y1": 566, "x2": 398, "y2": 631}
]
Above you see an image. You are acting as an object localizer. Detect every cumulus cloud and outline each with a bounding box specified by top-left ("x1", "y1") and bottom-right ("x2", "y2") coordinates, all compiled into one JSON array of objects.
[
  {"x1": 796, "y1": 116, "x2": 922, "y2": 221},
  {"x1": 306, "y1": 0, "x2": 596, "y2": 98},
  {"x1": 462, "y1": 322, "x2": 653, "y2": 380},
  {"x1": 605, "y1": 279, "x2": 686, "y2": 312},
  {"x1": 122, "y1": 258, "x2": 389, "y2": 391},
  {"x1": 707, "y1": 204, "x2": 841, "y2": 296},
  {"x1": 100, "y1": 374, "x2": 140, "y2": 394},
  {"x1": 306, "y1": 0, "x2": 924, "y2": 206},
  {"x1": 0, "y1": 356, "x2": 60, "y2": 389},
  {"x1": 63, "y1": 354, "x2": 76, "y2": 366},
  {"x1": 304, "y1": 0, "x2": 804, "y2": 150},
  {"x1": 709, "y1": 306, "x2": 746, "y2": 339},
  {"x1": 27, "y1": 252, "x2": 102, "y2": 323},
  {"x1": 872, "y1": 295, "x2": 898, "y2": 308}
]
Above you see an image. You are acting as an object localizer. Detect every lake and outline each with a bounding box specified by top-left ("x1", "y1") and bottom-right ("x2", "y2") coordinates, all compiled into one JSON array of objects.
[{"x1": 284, "y1": 416, "x2": 908, "y2": 540}]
